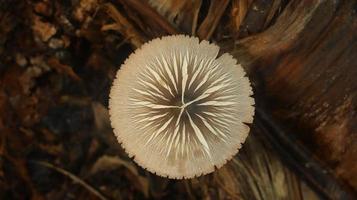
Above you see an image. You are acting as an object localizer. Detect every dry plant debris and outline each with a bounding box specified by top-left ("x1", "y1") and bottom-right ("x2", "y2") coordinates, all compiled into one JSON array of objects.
[{"x1": 0, "y1": 0, "x2": 355, "y2": 199}]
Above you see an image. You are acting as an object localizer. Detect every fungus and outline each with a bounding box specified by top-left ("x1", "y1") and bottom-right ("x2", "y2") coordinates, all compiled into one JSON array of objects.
[{"x1": 109, "y1": 35, "x2": 254, "y2": 179}]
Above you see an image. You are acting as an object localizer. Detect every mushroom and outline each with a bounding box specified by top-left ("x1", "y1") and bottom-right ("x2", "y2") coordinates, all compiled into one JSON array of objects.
[{"x1": 109, "y1": 35, "x2": 254, "y2": 179}]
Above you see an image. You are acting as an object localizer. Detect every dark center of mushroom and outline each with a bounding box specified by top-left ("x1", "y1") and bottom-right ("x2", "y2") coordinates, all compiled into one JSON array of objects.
[
  {"x1": 128, "y1": 51, "x2": 241, "y2": 160},
  {"x1": 110, "y1": 35, "x2": 254, "y2": 179}
]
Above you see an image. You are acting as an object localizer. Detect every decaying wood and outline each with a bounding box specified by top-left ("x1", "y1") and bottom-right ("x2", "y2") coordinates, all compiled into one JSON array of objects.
[
  {"x1": 256, "y1": 108, "x2": 355, "y2": 199},
  {"x1": 262, "y1": 0, "x2": 283, "y2": 29},
  {"x1": 221, "y1": 131, "x2": 304, "y2": 200},
  {"x1": 230, "y1": 0, "x2": 357, "y2": 197},
  {"x1": 103, "y1": 3, "x2": 146, "y2": 48},
  {"x1": 147, "y1": 0, "x2": 202, "y2": 34},
  {"x1": 197, "y1": 0, "x2": 231, "y2": 40},
  {"x1": 118, "y1": 0, "x2": 179, "y2": 36},
  {"x1": 229, "y1": 0, "x2": 253, "y2": 38}
]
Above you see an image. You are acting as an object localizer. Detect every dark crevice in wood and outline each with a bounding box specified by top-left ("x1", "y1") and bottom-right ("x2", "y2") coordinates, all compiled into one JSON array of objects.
[
  {"x1": 197, "y1": 0, "x2": 231, "y2": 40},
  {"x1": 255, "y1": 107, "x2": 357, "y2": 199}
]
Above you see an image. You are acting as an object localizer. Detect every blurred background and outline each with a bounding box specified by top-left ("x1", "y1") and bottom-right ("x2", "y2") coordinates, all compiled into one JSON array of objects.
[{"x1": 0, "y1": 0, "x2": 356, "y2": 199}]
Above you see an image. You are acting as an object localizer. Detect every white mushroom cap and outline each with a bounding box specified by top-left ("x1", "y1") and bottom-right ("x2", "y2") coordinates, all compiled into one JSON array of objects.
[{"x1": 109, "y1": 35, "x2": 254, "y2": 179}]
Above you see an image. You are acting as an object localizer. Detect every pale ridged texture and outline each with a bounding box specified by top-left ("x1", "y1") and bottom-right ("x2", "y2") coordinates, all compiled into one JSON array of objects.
[{"x1": 109, "y1": 35, "x2": 254, "y2": 179}]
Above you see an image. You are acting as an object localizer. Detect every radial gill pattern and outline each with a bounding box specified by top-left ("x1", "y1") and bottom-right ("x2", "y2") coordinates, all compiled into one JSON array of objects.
[{"x1": 109, "y1": 35, "x2": 254, "y2": 179}]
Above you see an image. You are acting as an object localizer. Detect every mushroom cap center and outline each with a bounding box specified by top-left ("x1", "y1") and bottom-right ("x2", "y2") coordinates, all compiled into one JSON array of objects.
[{"x1": 109, "y1": 35, "x2": 255, "y2": 179}]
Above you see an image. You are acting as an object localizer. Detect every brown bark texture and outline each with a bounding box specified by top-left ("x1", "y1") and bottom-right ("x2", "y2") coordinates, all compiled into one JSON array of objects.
[{"x1": 233, "y1": 0, "x2": 357, "y2": 193}]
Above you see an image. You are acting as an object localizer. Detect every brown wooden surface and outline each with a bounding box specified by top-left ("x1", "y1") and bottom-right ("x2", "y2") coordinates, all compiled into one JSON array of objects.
[{"x1": 230, "y1": 0, "x2": 357, "y2": 194}]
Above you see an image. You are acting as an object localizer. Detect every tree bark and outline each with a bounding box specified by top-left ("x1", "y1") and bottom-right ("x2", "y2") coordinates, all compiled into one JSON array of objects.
[{"x1": 231, "y1": 0, "x2": 357, "y2": 196}]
